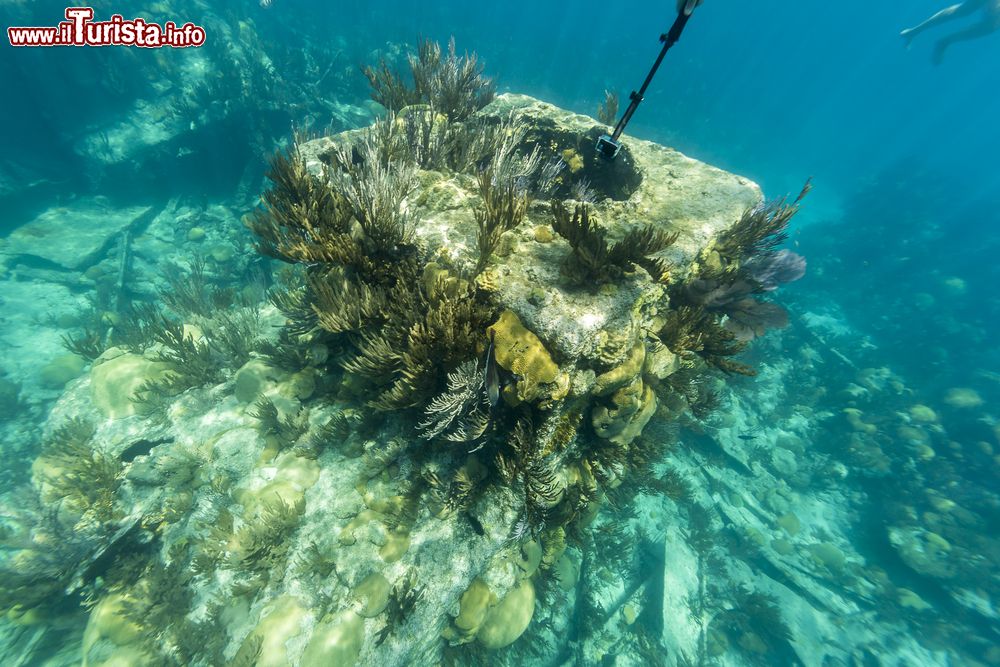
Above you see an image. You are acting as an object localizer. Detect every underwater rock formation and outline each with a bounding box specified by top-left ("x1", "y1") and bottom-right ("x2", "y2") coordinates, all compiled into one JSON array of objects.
[{"x1": 3, "y1": 90, "x2": 819, "y2": 667}]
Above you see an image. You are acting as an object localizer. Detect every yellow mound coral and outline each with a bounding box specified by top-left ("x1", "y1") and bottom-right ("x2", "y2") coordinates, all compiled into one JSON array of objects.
[
  {"x1": 487, "y1": 310, "x2": 568, "y2": 406},
  {"x1": 82, "y1": 593, "x2": 147, "y2": 666},
  {"x1": 560, "y1": 148, "x2": 585, "y2": 173},
  {"x1": 943, "y1": 387, "x2": 983, "y2": 409},
  {"x1": 909, "y1": 404, "x2": 938, "y2": 423},
  {"x1": 339, "y1": 509, "x2": 380, "y2": 546},
  {"x1": 234, "y1": 595, "x2": 309, "y2": 667},
  {"x1": 236, "y1": 452, "x2": 318, "y2": 521},
  {"x1": 454, "y1": 578, "x2": 494, "y2": 636},
  {"x1": 443, "y1": 574, "x2": 538, "y2": 649},
  {"x1": 379, "y1": 530, "x2": 410, "y2": 562},
  {"x1": 300, "y1": 609, "x2": 364, "y2": 667},
  {"x1": 39, "y1": 354, "x2": 87, "y2": 389},
  {"x1": 354, "y1": 572, "x2": 391, "y2": 618},
  {"x1": 234, "y1": 359, "x2": 285, "y2": 404},
  {"x1": 898, "y1": 588, "x2": 931, "y2": 611},
  {"x1": 591, "y1": 376, "x2": 657, "y2": 445},
  {"x1": 516, "y1": 540, "x2": 543, "y2": 578},
  {"x1": 843, "y1": 408, "x2": 876, "y2": 435},
  {"x1": 90, "y1": 350, "x2": 171, "y2": 419},
  {"x1": 476, "y1": 579, "x2": 535, "y2": 649},
  {"x1": 593, "y1": 342, "x2": 645, "y2": 396},
  {"x1": 554, "y1": 554, "x2": 579, "y2": 592}
]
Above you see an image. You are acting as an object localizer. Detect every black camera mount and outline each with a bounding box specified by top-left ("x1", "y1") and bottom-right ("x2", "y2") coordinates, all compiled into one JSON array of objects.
[{"x1": 596, "y1": 6, "x2": 697, "y2": 160}]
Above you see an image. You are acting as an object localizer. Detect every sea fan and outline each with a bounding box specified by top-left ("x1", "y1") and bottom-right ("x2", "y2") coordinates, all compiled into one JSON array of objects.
[
  {"x1": 744, "y1": 249, "x2": 806, "y2": 291},
  {"x1": 723, "y1": 299, "x2": 790, "y2": 341}
]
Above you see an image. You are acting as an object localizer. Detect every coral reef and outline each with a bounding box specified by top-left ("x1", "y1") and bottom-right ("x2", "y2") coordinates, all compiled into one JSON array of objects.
[{"x1": 4, "y1": 41, "x2": 813, "y2": 666}]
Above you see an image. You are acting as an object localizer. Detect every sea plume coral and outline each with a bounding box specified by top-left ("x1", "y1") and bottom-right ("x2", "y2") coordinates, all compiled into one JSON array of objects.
[
  {"x1": 550, "y1": 202, "x2": 677, "y2": 286},
  {"x1": 670, "y1": 184, "x2": 808, "y2": 344},
  {"x1": 713, "y1": 180, "x2": 811, "y2": 268},
  {"x1": 328, "y1": 132, "x2": 417, "y2": 257},
  {"x1": 364, "y1": 37, "x2": 495, "y2": 121}
]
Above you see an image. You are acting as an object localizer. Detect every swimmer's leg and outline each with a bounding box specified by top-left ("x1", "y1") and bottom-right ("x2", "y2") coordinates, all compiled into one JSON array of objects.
[
  {"x1": 901, "y1": 3, "x2": 980, "y2": 46},
  {"x1": 932, "y1": 17, "x2": 999, "y2": 63}
]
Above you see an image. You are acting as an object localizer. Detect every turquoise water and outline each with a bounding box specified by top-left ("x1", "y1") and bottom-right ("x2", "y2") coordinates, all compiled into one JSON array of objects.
[{"x1": 1, "y1": 0, "x2": 998, "y2": 665}]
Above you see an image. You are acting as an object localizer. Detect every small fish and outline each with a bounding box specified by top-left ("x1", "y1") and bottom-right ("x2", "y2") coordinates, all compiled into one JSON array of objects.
[
  {"x1": 465, "y1": 512, "x2": 485, "y2": 536},
  {"x1": 737, "y1": 432, "x2": 757, "y2": 441},
  {"x1": 484, "y1": 330, "x2": 500, "y2": 407}
]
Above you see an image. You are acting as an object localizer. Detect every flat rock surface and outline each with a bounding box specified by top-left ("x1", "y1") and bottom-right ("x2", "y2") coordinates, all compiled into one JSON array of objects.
[{"x1": 3, "y1": 198, "x2": 154, "y2": 271}]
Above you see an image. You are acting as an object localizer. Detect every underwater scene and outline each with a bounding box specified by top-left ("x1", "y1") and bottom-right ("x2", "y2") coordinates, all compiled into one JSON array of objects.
[{"x1": 1, "y1": 0, "x2": 998, "y2": 665}]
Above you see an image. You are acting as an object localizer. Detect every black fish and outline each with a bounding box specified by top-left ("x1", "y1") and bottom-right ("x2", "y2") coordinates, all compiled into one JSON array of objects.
[
  {"x1": 484, "y1": 329, "x2": 500, "y2": 407},
  {"x1": 737, "y1": 432, "x2": 757, "y2": 441},
  {"x1": 465, "y1": 512, "x2": 485, "y2": 536}
]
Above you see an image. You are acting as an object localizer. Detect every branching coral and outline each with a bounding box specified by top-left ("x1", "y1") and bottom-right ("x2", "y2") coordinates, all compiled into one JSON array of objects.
[
  {"x1": 367, "y1": 105, "x2": 525, "y2": 178},
  {"x1": 110, "y1": 301, "x2": 163, "y2": 354},
  {"x1": 308, "y1": 267, "x2": 385, "y2": 335},
  {"x1": 231, "y1": 495, "x2": 304, "y2": 578},
  {"x1": 371, "y1": 108, "x2": 448, "y2": 170},
  {"x1": 61, "y1": 293, "x2": 157, "y2": 361},
  {"x1": 597, "y1": 89, "x2": 619, "y2": 126},
  {"x1": 712, "y1": 181, "x2": 811, "y2": 269},
  {"x1": 249, "y1": 396, "x2": 307, "y2": 449},
  {"x1": 550, "y1": 202, "x2": 676, "y2": 286},
  {"x1": 38, "y1": 418, "x2": 122, "y2": 525},
  {"x1": 136, "y1": 315, "x2": 225, "y2": 397},
  {"x1": 418, "y1": 360, "x2": 492, "y2": 443},
  {"x1": 0, "y1": 523, "x2": 91, "y2": 617},
  {"x1": 710, "y1": 586, "x2": 795, "y2": 664},
  {"x1": 328, "y1": 132, "x2": 417, "y2": 257},
  {"x1": 61, "y1": 319, "x2": 107, "y2": 361},
  {"x1": 267, "y1": 269, "x2": 318, "y2": 337},
  {"x1": 423, "y1": 460, "x2": 486, "y2": 519},
  {"x1": 250, "y1": 126, "x2": 495, "y2": 413},
  {"x1": 497, "y1": 418, "x2": 562, "y2": 537},
  {"x1": 297, "y1": 410, "x2": 362, "y2": 459},
  {"x1": 374, "y1": 571, "x2": 425, "y2": 647},
  {"x1": 116, "y1": 552, "x2": 196, "y2": 658},
  {"x1": 333, "y1": 275, "x2": 492, "y2": 410},
  {"x1": 474, "y1": 166, "x2": 530, "y2": 275},
  {"x1": 654, "y1": 305, "x2": 754, "y2": 375},
  {"x1": 672, "y1": 269, "x2": 798, "y2": 343},
  {"x1": 160, "y1": 256, "x2": 235, "y2": 318},
  {"x1": 246, "y1": 145, "x2": 356, "y2": 266},
  {"x1": 743, "y1": 249, "x2": 806, "y2": 292},
  {"x1": 669, "y1": 187, "x2": 808, "y2": 350},
  {"x1": 258, "y1": 327, "x2": 314, "y2": 372},
  {"x1": 605, "y1": 458, "x2": 691, "y2": 510},
  {"x1": 364, "y1": 38, "x2": 495, "y2": 121},
  {"x1": 719, "y1": 298, "x2": 790, "y2": 342},
  {"x1": 204, "y1": 307, "x2": 263, "y2": 368},
  {"x1": 471, "y1": 114, "x2": 543, "y2": 271}
]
